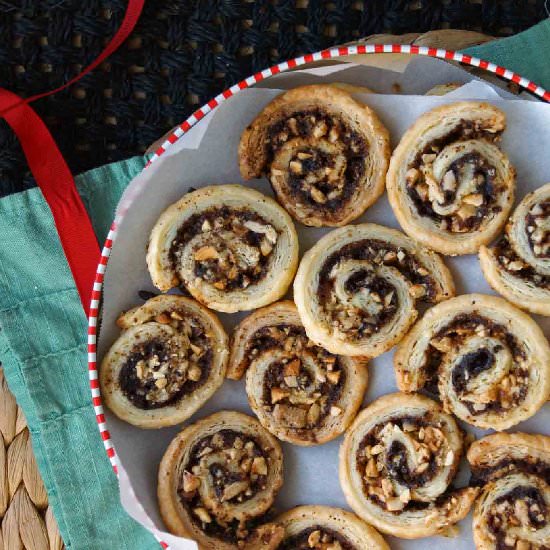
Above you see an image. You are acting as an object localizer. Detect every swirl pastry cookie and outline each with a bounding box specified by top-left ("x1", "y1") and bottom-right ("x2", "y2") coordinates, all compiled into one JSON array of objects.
[
  {"x1": 158, "y1": 411, "x2": 284, "y2": 550},
  {"x1": 274, "y1": 505, "x2": 389, "y2": 549},
  {"x1": 147, "y1": 185, "x2": 299, "y2": 313},
  {"x1": 100, "y1": 295, "x2": 228, "y2": 428},
  {"x1": 339, "y1": 393, "x2": 478, "y2": 539},
  {"x1": 229, "y1": 301, "x2": 368, "y2": 445},
  {"x1": 480, "y1": 183, "x2": 550, "y2": 316},
  {"x1": 468, "y1": 432, "x2": 550, "y2": 550},
  {"x1": 387, "y1": 101, "x2": 516, "y2": 255},
  {"x1": 239, "y1": 84, "x2": 390, "y2": 227},
  {"x1": 394, "y1": 294, "x2": 550, "y2": 430},
  {"x1": 293, "y1": 223, "x2": 455, "y2": 356}
]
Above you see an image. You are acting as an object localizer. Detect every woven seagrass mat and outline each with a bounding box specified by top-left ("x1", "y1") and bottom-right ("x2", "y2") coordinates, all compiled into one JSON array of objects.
[
  {"x1": 0, "y1": 0, "x2": 548, "y2": 197},
  {"x1": 0, "y1": 368, "x2": 64, "y2": 550}
]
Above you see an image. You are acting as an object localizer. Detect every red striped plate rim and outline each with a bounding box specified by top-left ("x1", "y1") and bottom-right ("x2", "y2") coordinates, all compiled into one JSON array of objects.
[{"x1": 86, "y1": 44, "x2": 550, "y2": 549}]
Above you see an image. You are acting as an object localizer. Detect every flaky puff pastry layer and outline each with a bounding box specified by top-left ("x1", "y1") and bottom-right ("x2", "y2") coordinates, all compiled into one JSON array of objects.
[{"x1": 239, "y1": 84, "x2": 390, "y2": 227}]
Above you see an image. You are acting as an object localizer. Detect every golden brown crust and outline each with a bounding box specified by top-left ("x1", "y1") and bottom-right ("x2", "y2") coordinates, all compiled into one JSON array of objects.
[
  {"x1": 227, "y1": 300, "x2": 299, "y2": 381},
  {"x1": 239, "y1": 84, "x2": 390, "y2": 227},
  {"x1": 339, "y1": 392, "x2": 477, "y2": 539},
  {"x1": 480, "y1": 183, "x2": 550, "y2": 316},
  {"x1": 387, "y1": 101, "x2": 516, "y2": 255},
  {"x1": 275, "y1": 505, "x2": 389, "y2": 549},
  {"x1": 293, "y1": 223, "x2": 455, "y2": 356},
  {"x1": 100, "y1": 295, "x2": 228, "y2": 428},
  {"x1": 468, "y1": 432, "x2": 550, "y2": 473},
  {"x1": 467, "y1": 432, "x2": 550, "y2": 550},
  {"x1": 146, "y1": 184, "x2": 299, "y2": 313},
  {"x1": 231, "y1": 301, "x2": 368, "y2": 446},
  {"x1": 394, "y1": 293, "x2": 550, "y2": 430},
  {"x1": 158, "y1": 411, "x2": 283, "y2": 550}
]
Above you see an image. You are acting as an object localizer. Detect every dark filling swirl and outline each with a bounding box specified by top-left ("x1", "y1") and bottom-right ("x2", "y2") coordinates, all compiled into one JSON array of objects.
[
  {"x1": 247, "y1": 323, "x2": 346, "y2": 440},
  {"x1": 170, "y1": 206, "x2": 279, "y2": 291},
  {"x1": 487, "y1": 485, "x2": 549, "y2": 550},
  {"x1": 356, "y1": 415, "x2": 454, "y2": 513},
  {"x1": 279, "y1": 526, "x2": 356, "y2": 549},
  {"x1": 424, "y1": 313, "x2": 528, "y2": 415},
  {"x1": 119, "y1": 318, "x2": 212, "y2": 409},
  {"x1": 316, "y1": 239, "x2": 439, "y2": 339},
  {"x1": 493, "y1": 234, "x2": 550, "y2": 289},
  {"x1": 267, "y1": 108, "x2": 368, "y2": 212},
  {"x1": 178, "y1": 429, "x2": 271, "y2": 543},
  {"x1": 406, "y1": 120, "x2": 504, "y2": 233},
  {"x1": 526, "y1": 199, "x2": 550, "y2": 259}
]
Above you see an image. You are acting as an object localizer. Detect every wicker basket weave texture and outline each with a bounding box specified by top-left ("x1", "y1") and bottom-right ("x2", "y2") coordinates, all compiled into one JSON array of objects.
[{"x1": 0, "y1": 368, "x2": 64, "y2": 550}]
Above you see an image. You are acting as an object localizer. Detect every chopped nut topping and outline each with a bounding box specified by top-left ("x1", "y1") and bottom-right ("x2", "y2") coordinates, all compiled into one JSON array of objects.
[
  {"x1": 326, "y1": 370, "x2": 341, "y2": 384},
  {"x1": 283, "y1": 359, "x2": 301, "y2": 377},
  {"x1": 289, "y1": 160, "x2": 302, "y2": 174},
  {"x1": 251, "y1": 456, "x2": 268, "y2": 475},
  {"x1": 155, "y1": 313, "x2": 171, "y2": 324},
  {"x1": 385, "y1": 497, "x2": 404, "y2": 511},
  {"x1": 273, "y1": 403, "x2": 307, "y2": 428},
  {"x1": 310, "y1": 186, "x2": 327, "y2": 204},
  {"x1": 194, "y1": 507, "x2": 212, "y2": 523},
  {"x1": 312, "y1": 121, "x2": 328, "y2": 138},
  {"x1": 514, "y1": 500, "x2": 530, "y2": 525},
  {"x1": 330, "y1": 406, "x2": 342, "y2": 417},
  {"x1": 308, "y1": 530, "x2": 321, "y2": 547},
  {"x1": 370, "y1": 444, "x2": 384, "y2": 455},
  {"x1": 307, "y1": 403, "x2": 321, "y2": 425},
  {"x1": 422, "y1": 154, "x2": 437, "y2": 164},
  {"x1": 399, "y1": 488, "x2": 411, "y2": 503},
  {"x1": 456, "y1": 203, "x2": 477, "y2": 220},
  {"x1": 155, "y1": 377, "x2": 167, "y2": 389},
  {"x1": 222, "y1": 480, "x2": 249, "y2": 502},
  {"x1": 284, "y1": 375, "x2": 298, "y2": 388},
  {"x1": 365, "y1": 458, "x2": 379, "y2": 478},
  {"x1": 409, "y1": 284, "x2": 426, "y2": 299},
  {"x1": 183, "y1": 471, "x2": 200, "y2": 493},
  {"x1": 188, "y1": 366, "x2": 202, "y2": 382},
  {"x1": 442, "y1": 170, "x2": 456, "y2": 191},
  {"x1": 463, "y1": 193, "x2": 483, "y2": 206},
  {"x1": 194, "y1": 246, "x2": 219, "y2": 261},
  {"x1": 406, "y1": 168, "x2": 420, "y2": 186},
  {"x1": 271, "y1": 387, "x2": 289, "y2": 404}
]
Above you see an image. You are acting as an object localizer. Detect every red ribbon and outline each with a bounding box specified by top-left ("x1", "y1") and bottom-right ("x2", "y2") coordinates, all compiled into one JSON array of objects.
[{"x1": 0, "y1": 0, "x2": 145, "y2": 314}]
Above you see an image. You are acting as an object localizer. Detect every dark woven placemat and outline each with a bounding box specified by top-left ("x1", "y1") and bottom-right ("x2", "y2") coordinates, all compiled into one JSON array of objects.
[{"x1": 0, "y1": 0, "x2": 547, "y2": 197}]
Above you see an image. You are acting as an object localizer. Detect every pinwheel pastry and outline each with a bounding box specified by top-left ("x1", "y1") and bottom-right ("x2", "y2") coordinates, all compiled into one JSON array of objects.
[
  {"x1": 239, "y1": 84, "x2": 390, "y2": 227},
  {"x1": 387, "y1": 101, "x2": 516, "y2": 255},
  {"x1": 394, "y1": 293, "x2": 550, "y2": 430},
  {"x1": 147, "y1": 185, "x2": 299, "y2": 313},
  {"x1": 339, "y1": 392, "x2": 478, "y2": 539},
  {"x1": 293, "y1": 223, "x2": 455, "y2": 357},
  {"x1": 480, "y1": 182, "x2": 550, "y2": 316},
  {"x1": 100, "y1": 295, "x2": 228, "y2": 428},
  {"x1": 274, "y1": 505, "x2": 389, "y2": 550},
  {"x1": 468, "y1": 432, "x2": 550, "y2": 550},
  {"x1": 228, "y1": 301, "x2": 368, "y2": 446},
  {"x1": 158, "y1": 411, "x2": 284, "y2": 550}
]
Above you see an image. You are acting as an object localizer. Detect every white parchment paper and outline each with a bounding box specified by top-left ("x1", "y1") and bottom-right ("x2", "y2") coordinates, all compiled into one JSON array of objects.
[{"x1": 98, "y1": 57, "x2": 550, "y2": 550}]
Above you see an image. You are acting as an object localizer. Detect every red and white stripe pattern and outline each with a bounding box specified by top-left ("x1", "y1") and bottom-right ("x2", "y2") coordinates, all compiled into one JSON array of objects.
[{"x1": 86, "y1": 44, "x2": 550, "y2": 548}]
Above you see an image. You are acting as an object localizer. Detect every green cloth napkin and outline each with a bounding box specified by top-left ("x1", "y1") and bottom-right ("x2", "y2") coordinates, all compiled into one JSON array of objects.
[
  {"x1": 0, "y1": 19, "x2": 549, "y2": 550},
  {"x1": 0, "y1": 157, "x2": 159, "y2": 550},
  {"x1": 464, "y1": 19, "x2": 550, "y2": 91}
]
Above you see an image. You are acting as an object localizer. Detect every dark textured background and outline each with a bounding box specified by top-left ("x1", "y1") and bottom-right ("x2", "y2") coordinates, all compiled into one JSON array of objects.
[{"x1": 0, "y1": 0, "x2": 547, "y2": 197}]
